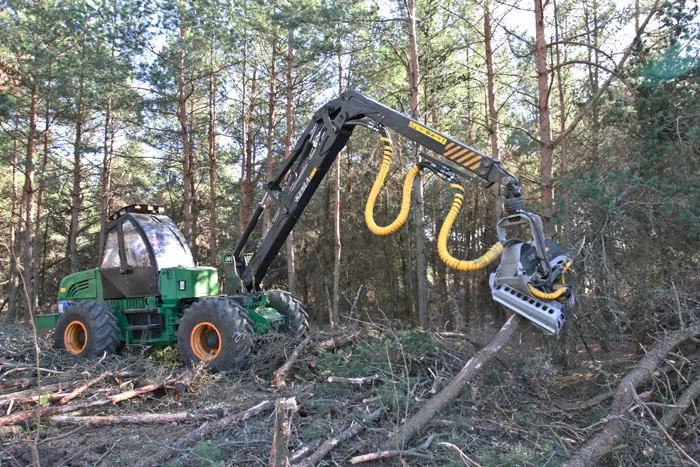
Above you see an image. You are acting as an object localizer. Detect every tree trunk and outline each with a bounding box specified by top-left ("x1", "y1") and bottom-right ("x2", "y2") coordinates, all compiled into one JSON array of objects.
[
  {"x1": 563, "y1": 325, "x2": 700, "y2": 467},
  {"x1": 6, "y1": 125, "x2": 20, "y2": 323},
  {"x1": 208, "y1": 47, "x2": 218, "y2": 266},
  {"x1": 34, "y1": 92, "x2": 51, "y2": 309},
  {"x1": 68, "y1": 89, "x2": 83, "y2": 275},
  {"x1": 22, "y1": 80, "x2": 39, "y2": 323},
  {"x1": 264, "y1": 42, "x2": 278, "y2": 232},
  {"x1": 407, "y1": 0, "x2": 429, "y2": 329},
  {"x1": 553, "y1": 0, "x2": 570, "y2": 241},
  {"x1": 534, "y1": 0, "x2": 554, "y2": 225},
  {"x1": 100, "y1": 98, "x2": 113, "y2": 259},
  {"x1": 284, "y1": 37, "x2": 296, "y2": 293},
  {"x1": 207, "y1": 82, "x2": 217, "y2": 264},
  {"x1": 484, "y1": 0, "x2": 503, "y2": 220},
  {"x1": 383, "y1": 314, "x2": 522, "y2": 449},
  {"x1": 331, "y1": 55, "x2": 343, "y2": 327},
  {"x1": 188, "y1": 83, "x2": 198, "y2": 260},
  {"x1": 179, "y1": 21, "x2": 193, "y2": 243},
  {"x1": 268, "y1": 397, "x2": 297, "y2": 466},
  {"x1": 242, "y1": 65, "x2": 258, "y2": 236}
]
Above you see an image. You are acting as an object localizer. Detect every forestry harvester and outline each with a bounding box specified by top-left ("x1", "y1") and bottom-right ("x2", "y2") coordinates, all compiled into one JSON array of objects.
[{"x1": 36, "y1": 91, "x2": 575, "y2": 371}]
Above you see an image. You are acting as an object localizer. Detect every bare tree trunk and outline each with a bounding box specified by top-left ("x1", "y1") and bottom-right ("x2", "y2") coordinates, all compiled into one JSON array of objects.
[
  {"x1": 383, "y1": 314, "x2": 522, "y2": 449},
  {"x1": 99, "y1": 98, "x2": 113, "y2": 259},
  {"x1": 534, "y1": 0, "x2": 554, "y2": 225},
  {"x1": 178, "y1": 21, "x2": 193, "y2": 243},
  {"x1": 22, "y1": 80, "x2": 39, "y2": 323},
  {"x1": 429, "y1": 94, "x2": 448, "y2": 310},
  {"x1": 34, "y1": 90, "x2": 51, "y2": 309},
  {"x1": 331, "y1": 55, "x2": 343, "y2": 327},
  {"x1": 284, "y1": 37, "x2": 296, "y2": 293},
  {"x1": 268, "y1": 397, "x2": 297, "y2": 466},
  {"x1": 6, "y1": 125, "x2": 20, "y2": 323},
  {"x1": 239, "y1": 37, "x2": 248, "y2": 235},
  {"x1": 188, "y1": 84, "x2": 199, "y2": 260},
  {"x1": 407, "y1": 0, "x2": 429, "y2": 328},
  {"x1": 67, "y1": 79, "x2": 84, "y2": 275},
  {"x1": 243, "y1": 65, "x2": 258, "y2": 234},
  {"x1": 264, "y1": 42, "x2": 278, "y2": 232},
  {"x1": 553, "y1": 0, "x2": 570, "y2": 241},
  {"x1": 563, "y1": 325, "x2": 700, "y2": 467},
  {"x1": 208, "y1": 43, "x2": 218, "y2": 266},
  {"x1": 484, "y1": 0, "x2": 503, "y2": 219}
]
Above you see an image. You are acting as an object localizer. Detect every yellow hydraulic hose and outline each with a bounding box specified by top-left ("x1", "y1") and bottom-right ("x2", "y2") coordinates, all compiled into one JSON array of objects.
[
  {"x1": 438, "y1": 184, "x2": 504, "y2": 271},
  {"x1": 365, "y1": 133, "x2": 420, "y2": 236},
  {"x1": 528, "y1": 283, "x2": 569, "y2": 301}
]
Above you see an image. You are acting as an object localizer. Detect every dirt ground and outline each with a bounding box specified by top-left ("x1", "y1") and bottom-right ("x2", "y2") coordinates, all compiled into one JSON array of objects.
[{"x1": 1, "y1": 323, "x2": 698, "y2": 466}]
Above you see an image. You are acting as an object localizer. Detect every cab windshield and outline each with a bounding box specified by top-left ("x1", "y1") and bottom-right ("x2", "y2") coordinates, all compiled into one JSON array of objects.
[{"x1": 130, "y1": 214, "x2": 195, "y2": 270}]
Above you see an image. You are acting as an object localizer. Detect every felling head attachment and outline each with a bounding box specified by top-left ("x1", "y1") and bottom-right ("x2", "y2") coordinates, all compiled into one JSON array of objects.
[{"x1": 489, "y1": 211, "x2": 574, "y2": 335}]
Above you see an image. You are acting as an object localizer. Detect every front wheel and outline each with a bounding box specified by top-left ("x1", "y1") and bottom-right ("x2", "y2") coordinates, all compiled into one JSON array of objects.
[
  {"x1": 176, "y1": 298, "x2": 253, "y2": 371},
  {"x1": 267, "y1": 290, "x2": 310, "y2": 339},
  {"x1": 54, "y1": 301, "x2": 120, "y2": 356}
]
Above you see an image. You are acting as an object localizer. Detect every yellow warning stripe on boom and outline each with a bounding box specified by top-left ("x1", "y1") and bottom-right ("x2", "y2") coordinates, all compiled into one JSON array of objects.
[{"x1": 409, "y1": 121, "x2": 447, "y2": 145}]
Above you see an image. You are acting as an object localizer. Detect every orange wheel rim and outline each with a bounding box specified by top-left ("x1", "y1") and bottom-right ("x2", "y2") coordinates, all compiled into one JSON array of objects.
[
  {"x1": 190, "y1": 322, "x2": 222, "y2": 361},
  {"x1": 64, "y1": 321, "x2": 87, "y2": 355}
]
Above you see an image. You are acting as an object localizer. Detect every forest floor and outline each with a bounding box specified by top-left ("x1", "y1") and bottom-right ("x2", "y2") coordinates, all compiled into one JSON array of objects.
[{"x1": 1, "y1": 322, "x2": 697, "y2": 466}]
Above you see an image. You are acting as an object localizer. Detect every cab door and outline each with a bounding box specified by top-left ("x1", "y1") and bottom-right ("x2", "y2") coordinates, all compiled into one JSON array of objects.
[
  {"x1": 121, "y1": 219, "x2": 159, "y2": 297},
  {"x1": 100, "y1": 226, "x2": 128, "y2": 299}
]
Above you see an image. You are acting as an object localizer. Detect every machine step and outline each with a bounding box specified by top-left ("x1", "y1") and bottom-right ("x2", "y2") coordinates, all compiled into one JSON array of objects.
[
  {"x1": 122, "y1": 308, "x2": 158, "y2": 315},
  {"x1": 126, "y1": 324, "x2": 160, "y2": 331}
]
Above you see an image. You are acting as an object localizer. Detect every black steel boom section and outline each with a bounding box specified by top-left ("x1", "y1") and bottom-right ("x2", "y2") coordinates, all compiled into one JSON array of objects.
[{"x1": 231, "y1": 91, "x2": 523, "y2": 293}]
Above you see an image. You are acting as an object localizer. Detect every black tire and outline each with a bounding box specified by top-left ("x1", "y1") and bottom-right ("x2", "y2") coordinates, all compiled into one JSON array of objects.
[
  {"x1": 267, "y1": 290, "x2": 310, "y2": 339},
  {"x1": 54, "y1": 301, "x2": 120, "y2": 357},
  {"x1": 176, "y1": 298, "x2": 253, "y2": 371}
]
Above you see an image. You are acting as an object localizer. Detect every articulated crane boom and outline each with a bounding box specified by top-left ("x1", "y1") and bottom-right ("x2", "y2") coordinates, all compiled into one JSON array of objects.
[{"x1": 229, "y1": 91, "x2": 574, "y2": 335}]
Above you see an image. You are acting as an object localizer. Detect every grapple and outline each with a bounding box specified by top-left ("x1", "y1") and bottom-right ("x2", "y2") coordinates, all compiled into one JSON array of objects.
[{"x1": 489, "y1": 211, "x2": 574, "y2": 335}]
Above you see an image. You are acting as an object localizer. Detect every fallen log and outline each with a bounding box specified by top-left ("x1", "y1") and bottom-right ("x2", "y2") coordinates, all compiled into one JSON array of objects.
[
  {"x1": 317, "y1": 331, "x2": 362, "y2": 352},
  {"x1": 0, "y1": 379, "x2": 30, "y2": 392},
  {"x1": 0, "y1": 382, "x2": 68, "y2": 403},
  {"x1": 562, "y1": 324, "x2": 700, "y2": 467},
  {"x1": 47, "y1": 410, "x2": 222, "y2": 426},
  {"x1": 560, "y1": 389, "x2": 615, "y2": 412},
  {"x1": 288, "y1": 439, "x2": 323, "y2": 465},
  {"x1": 350, "y1": 435, "x2": 434, "y2": 464},
  {"x1": 59, "y1": 372, "x2": 115, "y2": 405},
  {"x1": 133, "y1": 400, "x2": 273, "y2": 467},
  {"x1": 381, "y1": 314, "x2": 522, "y2": 449},
  {"x1": 269, "y1": 397, "x2": 298, "y2": 466},
  {"x1": 633, "y1": 388, "x2": 700, "y2": 467},
  {"x1": 660, "y1": 377, "x2": 700, "y2": 431},
  {"x1": 295, "y1": 408, "x2": 382, "y2": 467},
  {"x1": 0, "y1": 361, "x2": 68, "y2": 377},
  {"x1": 0, "y1": 378, "x2": 179, "y2": 426},
  {"x1": 326, "y1": 374, "x2": 379, "y2": 386},
  {"x1": 273, "y1": 339, "x2": 311, "y2": 388}
]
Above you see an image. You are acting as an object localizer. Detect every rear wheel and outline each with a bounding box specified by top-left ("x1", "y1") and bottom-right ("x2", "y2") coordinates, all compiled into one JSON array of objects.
[
  {"x1": 267, "y1": 290, "x2": 310, "y2": 339},
  {"x1": 177, "y1": 298, "x2": 253, "y2": 371},
  {"x1": 54, "y1": 301, "x2": 120, "y2": 356}
]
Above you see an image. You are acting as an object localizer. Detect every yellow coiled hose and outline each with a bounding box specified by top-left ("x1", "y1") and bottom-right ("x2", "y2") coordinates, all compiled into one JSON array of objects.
[
  {"x1": 364, "y1": 135, "x2": 502, "y2": 272},
  {"x1": 527, "y1": 283, "x2": 568, "y2": 300},
  {"x1": 365, "y1": 133, "x2": 420, "y2": 236},
  {"x1": 437, "y1": 184, "x2": 504, "y2": 271}
]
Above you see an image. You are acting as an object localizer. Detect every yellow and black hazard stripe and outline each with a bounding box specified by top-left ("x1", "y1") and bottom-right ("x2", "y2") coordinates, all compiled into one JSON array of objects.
[{"x1": 443, "y1": 142, "x2": 483, "y2": 171}]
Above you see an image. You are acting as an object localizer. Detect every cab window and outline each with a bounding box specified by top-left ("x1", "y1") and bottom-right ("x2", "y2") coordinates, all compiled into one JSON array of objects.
[
  {"x1": 131, "y1": 214, "x2": 195, "y2": 269},
  {"x1": 101, "y1": 229, "x2": 121, "y2": 269},
  {"x1": 122, "y1": 220, "x2": 152, "y2": 268}
]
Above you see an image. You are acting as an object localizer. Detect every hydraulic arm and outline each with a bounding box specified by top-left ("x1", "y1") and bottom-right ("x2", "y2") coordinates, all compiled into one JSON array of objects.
[{"x1": 229, "y1": 91, "x2": 574, "y2": 335}]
